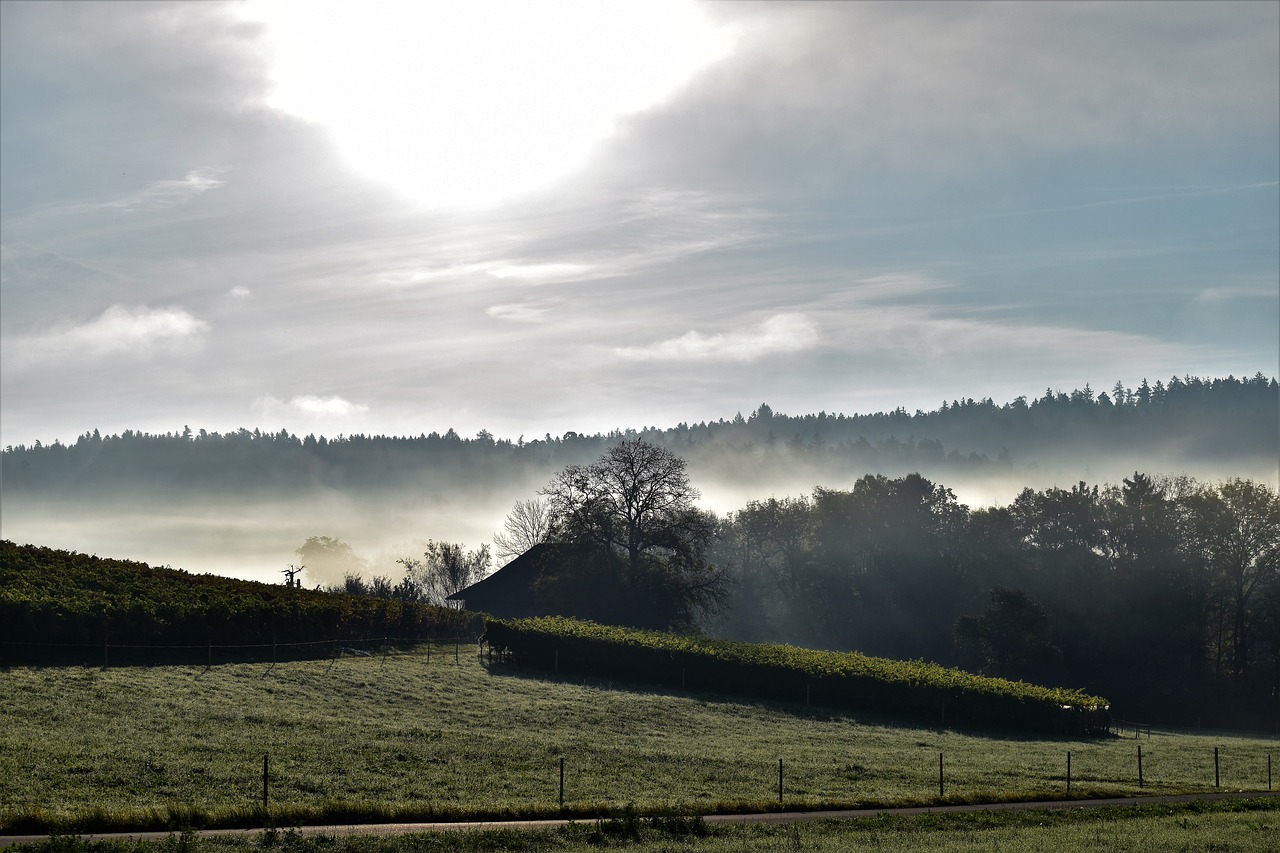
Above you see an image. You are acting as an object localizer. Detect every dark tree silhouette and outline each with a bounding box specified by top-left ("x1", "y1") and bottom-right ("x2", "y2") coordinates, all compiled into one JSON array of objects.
[
  {"x1": 539, "y1": 438, "x2": 728, "y2": 631},
  {"x1": 492, "y1": 498, "x2": 552, "y2": 564}
]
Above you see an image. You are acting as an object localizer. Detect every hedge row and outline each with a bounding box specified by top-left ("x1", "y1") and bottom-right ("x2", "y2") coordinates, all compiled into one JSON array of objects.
[
  {"x1": 485, "y1": 616, "x2": 1111, "y2": 734},
  {"x1": 0, "y1": 541, "x2": 481, "y2": 660}
]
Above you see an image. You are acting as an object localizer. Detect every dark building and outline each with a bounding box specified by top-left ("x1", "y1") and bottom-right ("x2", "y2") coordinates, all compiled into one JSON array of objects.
[{"x1": 446, "y1": 543, "x2": 578, "y2": 619}]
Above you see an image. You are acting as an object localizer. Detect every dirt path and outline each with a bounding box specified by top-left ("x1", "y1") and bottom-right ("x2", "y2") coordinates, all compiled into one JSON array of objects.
[{"x1": 3, "y1": 791, "x2": 1277, "y2": 848}]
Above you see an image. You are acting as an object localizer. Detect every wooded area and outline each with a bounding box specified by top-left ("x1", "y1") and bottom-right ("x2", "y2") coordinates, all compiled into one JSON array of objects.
[
  {"x1": 710, "y1": 472, "x2": 1279, "y2": 729},
  {"x1": 2, "y1": 374, "x2": 1274, "y2": 493}
]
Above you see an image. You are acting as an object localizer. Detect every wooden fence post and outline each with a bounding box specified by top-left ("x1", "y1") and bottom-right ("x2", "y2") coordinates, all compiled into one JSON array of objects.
[
  {"x1": 778, "y1": 758, "x2": 784, "y2": 803},
  {"x1": 1138, "y1": 744, "x2": 1144, "y2": 788},
  {"x1": 1269, "y1": 753, "x2": 1272, "y2": 791},
  {"x1": 559, "y1": 757, "x2": 565, "y2": 807},
  {"x1": 263, "y1": 753, "x2": 269, "y2": 810},
  {"x1": 1215, "y1": 747, "x2": 1220, "y2": 788},
  {"x1": 1067, "y1": 751, "x2": 1071, "y2": 795},
  {"x1": 939, "y1": 752, "x2": 944, "y2": 798}
]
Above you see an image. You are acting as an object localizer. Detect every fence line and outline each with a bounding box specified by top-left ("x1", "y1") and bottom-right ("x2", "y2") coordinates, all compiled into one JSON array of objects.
[
  {"x1": 2, "y1": 636, "x2": 472, "y2": 651},
  {"x1": 1115, "y1": 714, "x2": 1280, "y2": 742},
  {"x1": 238, "y1": 746, "x2": 1273, "y2": 815},
  {"x1": 1, "y1": 636, "x2": 477, "y2": 669}
]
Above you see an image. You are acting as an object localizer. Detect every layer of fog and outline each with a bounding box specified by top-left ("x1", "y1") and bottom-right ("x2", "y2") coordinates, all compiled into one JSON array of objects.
[{"x1": 3, "y1": 444, "x2": 1275, "y2": 588}]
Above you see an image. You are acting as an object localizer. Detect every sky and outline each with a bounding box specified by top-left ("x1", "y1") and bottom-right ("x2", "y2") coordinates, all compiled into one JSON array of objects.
[{"x1": 2, "y1": 0, "x2": 1278, "y2": 449}]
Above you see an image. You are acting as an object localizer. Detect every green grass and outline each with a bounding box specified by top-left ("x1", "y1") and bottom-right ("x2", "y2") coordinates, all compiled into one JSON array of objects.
[
  {"x1": 2, "y1": 645, "x2": 1276, "y2": 833},
  {"x1": 7, "y1": 801, "x2": 1280, "y2": 852}
]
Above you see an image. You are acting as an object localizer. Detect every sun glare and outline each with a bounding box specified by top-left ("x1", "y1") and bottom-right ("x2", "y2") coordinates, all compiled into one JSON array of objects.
[{"x1": 240, "y1": 0, "x2": 731, "y2": 209}]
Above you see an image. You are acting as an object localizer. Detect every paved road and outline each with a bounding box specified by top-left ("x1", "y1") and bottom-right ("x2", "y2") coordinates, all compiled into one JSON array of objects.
[{"x1": 3, "y1": 791, "x2": 1277, "y2": 848}]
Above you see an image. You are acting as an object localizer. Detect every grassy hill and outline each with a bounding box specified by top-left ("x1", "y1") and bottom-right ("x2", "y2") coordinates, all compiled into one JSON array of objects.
[
  {"x1": 2, "y1": 542, "x2": 1275, "y2": 836},
  {"x1": 0, "y1": 540, "x2": 478, "y2": 662},
  {"x1": 3, "y1": 647, "x2": 1276, "y2": 834}
]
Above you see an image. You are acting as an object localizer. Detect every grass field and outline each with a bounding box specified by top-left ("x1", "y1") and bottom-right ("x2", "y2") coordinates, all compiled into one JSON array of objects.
[
  {"x1": 8, "y1": 802, "x2": 1280, "y2": 852},
  {"x1": 3, "y1": 644, "x2": 1276, "y2": 832}
]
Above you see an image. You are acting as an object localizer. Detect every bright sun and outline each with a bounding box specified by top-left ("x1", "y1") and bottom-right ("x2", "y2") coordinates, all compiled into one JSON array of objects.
[{"x1": 240, "y1": 0, "x2": 731, "y2": 209}]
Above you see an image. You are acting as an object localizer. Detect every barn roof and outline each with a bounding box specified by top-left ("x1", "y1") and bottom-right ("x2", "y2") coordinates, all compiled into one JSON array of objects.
[{"x1": 447, "y1": 542, "x2": 583, "y2": 619}]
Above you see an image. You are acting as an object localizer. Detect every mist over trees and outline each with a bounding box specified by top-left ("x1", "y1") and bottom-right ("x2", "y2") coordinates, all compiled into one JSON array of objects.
[
  {"x1": 309, "y1": 538, "x2": 492, "y2": 606},
  {"x1": 2, "y1": 373, "x2": 1276, "y2": 725},
  {"x1": 287, "y1": 463, "x2": 1278, "y2": 727},
  {"x1": 710, "y1": 471, "x2": 1279, "y2": 728},
  {"x1": 295, "y1": 535, "x2": 366, "y2": 587},
  {"x1": 3, "y1": 374, "x2": 1275, "y2": 500}
]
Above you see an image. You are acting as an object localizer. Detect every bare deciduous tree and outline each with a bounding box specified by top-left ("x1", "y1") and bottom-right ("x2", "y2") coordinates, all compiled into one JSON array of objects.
[
  {"x1": 493, "y1": 497, "x2": 551, "y2": 564},
  {"x1": 398, "y1": 540, "x2": 492, "y2": 606}
]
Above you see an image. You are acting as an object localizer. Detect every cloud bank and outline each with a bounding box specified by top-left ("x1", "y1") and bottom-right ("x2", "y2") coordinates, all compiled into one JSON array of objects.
[
  {"x1": 616, "y1": 314, "x2": 819, "y2": 363},
  {"x1": 5, "y1": 305, "x2": 209, "y2": 369}
]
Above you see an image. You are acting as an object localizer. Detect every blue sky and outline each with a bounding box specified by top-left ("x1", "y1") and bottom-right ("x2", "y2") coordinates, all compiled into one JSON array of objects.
[{"x1": 2, "y1": 0, "x2": 1277, "y2": 448}]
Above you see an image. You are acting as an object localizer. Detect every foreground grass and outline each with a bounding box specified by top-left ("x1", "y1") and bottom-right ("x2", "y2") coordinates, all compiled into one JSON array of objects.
[
  {"x1": 8, "y1": 801, "x2": 1280, "y2": 852},
  {"x1": 3, "y1": 646, "x2": 1276, "y2": 832}
]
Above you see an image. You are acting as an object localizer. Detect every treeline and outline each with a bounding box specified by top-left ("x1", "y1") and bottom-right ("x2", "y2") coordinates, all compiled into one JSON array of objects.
[
  {"x1": 710, "y1": 472, "x2": 1280, "y2": 729},
  {"x1": 2, "y1": 374, "x2": 1274, "y2": 494},
  {"x1": 0, "y1": 541, "x2": 481, "y2": 663}
]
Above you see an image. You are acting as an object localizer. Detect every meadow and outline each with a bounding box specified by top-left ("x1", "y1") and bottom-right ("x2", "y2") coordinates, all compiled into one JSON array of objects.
[
  {"x1": 8, "y1": 801, "x2": 1280, "y2": 853},
  {"x1": 3, "y1": 643, "x2": 1275, "y2": 833}
]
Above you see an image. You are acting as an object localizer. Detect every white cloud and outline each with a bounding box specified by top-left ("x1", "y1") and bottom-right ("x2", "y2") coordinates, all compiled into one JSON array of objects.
[
  {"x1": 615, "y1": 313, "x2": 818, "y2": 363},
  {"x1": 4, "y1": 304, "x2": 209, "y2": 369},
  {"x1": 105, "y1": 168, "x2": 226, "y2": 211},
  {"x1": 488, "y1": 263, "x2": 596, "y2": 283},
  {"x1": 368, "y1": 263, "x2": 493, "y2": 288},
  {"x1": 228, "y1": 286, "x2": 251, "y2": 298},
  {"x1": 631, "y1": 2, "x2": 1280, "y2": 182},
  {"x1": 487, "y1": 303, "x2": 549, "y2": 323},
  {"x1": 258, "y1": 394, "x2": 370, "y2": 418}
]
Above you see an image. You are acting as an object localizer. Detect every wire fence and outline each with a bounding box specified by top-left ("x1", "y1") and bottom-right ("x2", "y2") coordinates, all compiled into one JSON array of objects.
[
  {"x1": 0, "y1": 636, "x2": 478, "y2": 668},
  {"x1": 107, "y1": 743, "x2": 1280, "y2": 815},
  {"x1": 5, "y1": 641, "x2": 1280, "y2": 824}
]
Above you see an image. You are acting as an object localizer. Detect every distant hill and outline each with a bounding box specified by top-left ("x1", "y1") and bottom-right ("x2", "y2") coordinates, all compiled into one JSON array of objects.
[{"x1": 3, "y1": 373, "x2": 1275, "y2": 498}]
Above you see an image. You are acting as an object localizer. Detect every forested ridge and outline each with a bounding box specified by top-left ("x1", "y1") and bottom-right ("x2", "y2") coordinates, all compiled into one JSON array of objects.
[{"x1": 2, "y1": 374, "x2": 1275, "y2": 493}]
